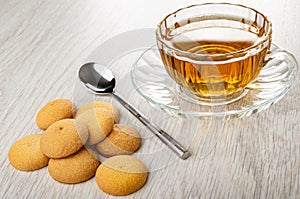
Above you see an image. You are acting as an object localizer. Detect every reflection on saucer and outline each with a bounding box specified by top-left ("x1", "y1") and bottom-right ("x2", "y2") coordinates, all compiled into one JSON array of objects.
[{"x1": 77, "y1": 31, "x2": 225, "y2": 171}]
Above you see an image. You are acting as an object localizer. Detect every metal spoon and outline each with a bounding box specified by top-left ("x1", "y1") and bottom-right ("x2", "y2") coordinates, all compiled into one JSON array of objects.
[{"x1": 78, "y1": 62, "x2": 191, "y2": 159}]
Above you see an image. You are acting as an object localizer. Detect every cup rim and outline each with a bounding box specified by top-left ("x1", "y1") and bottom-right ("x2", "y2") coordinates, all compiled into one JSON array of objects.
[{"x1": 156, "y1": 3, "x2": 272, "y2": 60}]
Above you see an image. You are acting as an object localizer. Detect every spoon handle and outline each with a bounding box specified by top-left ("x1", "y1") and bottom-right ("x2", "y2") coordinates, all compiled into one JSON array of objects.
[{"x1": 112, "y1": 92, "x2": 191, "y2": 160}]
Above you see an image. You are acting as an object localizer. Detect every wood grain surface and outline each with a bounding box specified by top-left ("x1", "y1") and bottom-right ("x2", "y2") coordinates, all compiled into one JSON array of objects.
[{"x1": 1, "y1": 0, "x2": 300, "y2": 198}]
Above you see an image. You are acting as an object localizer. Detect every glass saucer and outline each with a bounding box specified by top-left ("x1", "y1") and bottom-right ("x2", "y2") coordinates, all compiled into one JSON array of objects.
[{"x1": 131, "y1": 44, "x2": 298, "y2": 119}]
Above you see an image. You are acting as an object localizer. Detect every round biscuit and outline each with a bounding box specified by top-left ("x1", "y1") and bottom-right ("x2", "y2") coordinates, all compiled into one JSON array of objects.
[
  {"x1": 48, "y1": 147, "x2": 100, "y2": 184},
  {"x1": 36, "y1": 99, "x2": 74, "y2": 130},
  {"x1": 76, "y1": 101, "x2": 120, "y2": 123},
  {"x1": 8, "y1": 134, "x2": 49, "y2": 171},
  {"x1": 76, "y1": 108, "x2": 114, "y2": 145},
  {"x1": 95, "y1": 155, "x2": 148, "y2": 196},
  {"x1": 40, "y1": 119, "x2": 88, "y2": 158},
  {"x1": 96, "y1": 124, "x2": 141, "y2": 157}
]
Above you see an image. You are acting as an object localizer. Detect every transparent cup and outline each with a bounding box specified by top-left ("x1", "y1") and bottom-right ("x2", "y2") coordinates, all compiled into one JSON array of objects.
[{"x1": 156, "y1": 3, "x2": 276, "y2": 105}]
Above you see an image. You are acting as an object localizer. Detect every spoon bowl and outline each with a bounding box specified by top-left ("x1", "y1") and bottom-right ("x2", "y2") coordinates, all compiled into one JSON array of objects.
[{"x1": 79, "y1": 63, "x2": 115, "y2": 94}]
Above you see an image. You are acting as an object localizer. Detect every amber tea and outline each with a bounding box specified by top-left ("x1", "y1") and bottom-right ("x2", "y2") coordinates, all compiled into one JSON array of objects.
[{"x1": 159, "y1": 26, "x2": 268, "y2": 98}]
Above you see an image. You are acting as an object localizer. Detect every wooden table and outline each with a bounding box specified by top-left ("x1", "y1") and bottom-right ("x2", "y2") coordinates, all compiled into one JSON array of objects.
[{"x1": 1, "y1": 0, "x2": 300, "y2": 198}]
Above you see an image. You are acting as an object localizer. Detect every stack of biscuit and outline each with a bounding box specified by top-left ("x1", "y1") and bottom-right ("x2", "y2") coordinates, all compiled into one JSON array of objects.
[{"x1": 8, "y1": 99, "x2": 148, "y2": 196}]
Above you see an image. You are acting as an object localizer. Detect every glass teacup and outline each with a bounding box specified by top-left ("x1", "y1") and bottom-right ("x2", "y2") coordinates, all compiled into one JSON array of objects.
[{"x1": 156, "y1": 3, "x2": 273, "y2": 105}]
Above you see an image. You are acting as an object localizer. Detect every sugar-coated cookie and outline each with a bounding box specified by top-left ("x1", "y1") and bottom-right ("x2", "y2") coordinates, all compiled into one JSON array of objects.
[
  {"x1": 8, "y1": 134, "x2": 49, "y2": 171},
  {"x1": 76, "y1": 109, "x2": 114, "y2": 145},
  {"x1": 48, "y1": 147, "x2": 100, "y2": 184},
  {"x1": 40, "y1": 119, "x2": 88, "y2": 158},
  {"x1": 36, "y1": 99, "x2": 74, "y2": 130},
  {"x1": 96, "y1": 124, "x2": 141, "y2": 157},
  {"x1": 76, "y1": 101, "x2": 120, "y2": 123},
  {"x1": 95, "y1": 155, "x2": 148, "y2": 196}
]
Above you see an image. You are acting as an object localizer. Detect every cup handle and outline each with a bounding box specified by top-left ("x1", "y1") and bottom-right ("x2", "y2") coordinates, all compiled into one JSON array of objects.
[{"x1": 247, "y1": 45, "x2": 298, "y2": 90}]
